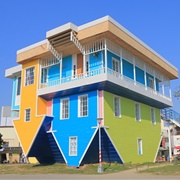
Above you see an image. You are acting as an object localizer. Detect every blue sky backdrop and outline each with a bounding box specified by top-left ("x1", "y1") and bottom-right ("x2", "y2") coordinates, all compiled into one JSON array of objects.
[{"x1": 0, "y1": 0, "x2": 180, "y2": 115}]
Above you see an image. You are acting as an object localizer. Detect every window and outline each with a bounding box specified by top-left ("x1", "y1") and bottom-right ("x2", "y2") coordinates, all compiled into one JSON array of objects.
[
  {"x1": 148, "y1": 77, "x2": 154, "y2": 89},
  {"x1": 137, "y1": 138, "x2": 143, "y2": 155},
  {"x1": 86, "y1": 61, "x2": 89, "y2": 74},
  {"x1": 151, "y1": 108, "x2": 156, "y2": 124},
  {"x1": 78, "y1": 95, "x2": 88, "y2": 117},
  {"x1": 41, "y1": 68, "x2": 48, "y2": 83},
  {"x1": 61, "y1": 98, "x2": 69, "y2": 119},
  {"x1": 16, "y1": 77, "x2": 21, "y2": 95},
  {"x1": 112, "y1": 58, "x2": 120, "y2": 73},
  {"x1": 69, "y1": 137, "x2": 77, "y2": 156},
  {"x1": 25, "y1": 67, "x2": 35, "y2": 86},
  {"x1": 114, "y1": 97, "x2": 121, "y2": 117},
  {"x1": 135, "y1": 103, "x2": 141, "y2": 122},
  {"x1": 25, "y1": 109, "x2": 31, "y2": 122},
  {"x1": 73, "y1": 65, "x2": 76, "y2": 78}
]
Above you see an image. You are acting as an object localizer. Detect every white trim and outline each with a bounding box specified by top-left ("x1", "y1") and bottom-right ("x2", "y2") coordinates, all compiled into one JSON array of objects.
[
  {"x1": 78, "y1": 94, "x2": 88, "y2": 117},
  {"x1": 113, "y1": 96, "x2": 121, "y2": 118},
  {"x1": 78, "y1": 128, "x2": 98, "y2": 166},
  {"x1": 12, "y1": 119, "x2": 26, "y2": 157},
  {"x1": 150, "y1": 107, "x2": 156, "y2": 125},
  {"x1": 137, "y1": 138, "x2": 143, "y2": 155},
  {"x1": 60, "y1": 98, "x2": 70, "y2": 120},
  {"x1": 5, "y1": 65, "x2": 22, "y2": 78},
  {"x1": 46, "y1": 23, "x2": 78, "y2": 39},
  {"x1": 25, "y1": 115, "x2": 48, "y2": 156},
  {"x1": 97, "y1": 90, "x2": 99, "y2": 118},
  {"x1": 17, "y1": 40, "x2": 47, "y2": 54},
  {"x1": 51, "y1": 131, "x2": 68, "y2": 164},
  {"x1": 112, "y1": 57, "x2": 120, "y2": 73},
  {"x1": 72, "y1": 54, "x2": 77, "y2": 78},
  {"x1": 24, "y1": 66, "x2": 35, "y2": 86},
  {"x1": 154, "y1": 135, "x2": 162, "y2": 162},
  {"x1": 104, "y1": 128, "x2": 124, "y2": 163},
  {"x1": 24, "y1": 108, "x2": 31, "y2": 122},
  {"x1": 69, "y1": 136, "x2": 78, "y2": 156},
  {"x1": 135, "y1": 103, "x2": 141, "y2": 122}
]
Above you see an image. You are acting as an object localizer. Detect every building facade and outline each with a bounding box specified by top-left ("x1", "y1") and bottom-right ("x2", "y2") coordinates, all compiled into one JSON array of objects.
[{"x1": 5, "y1": 16, "x2": 178, "y2": 166}]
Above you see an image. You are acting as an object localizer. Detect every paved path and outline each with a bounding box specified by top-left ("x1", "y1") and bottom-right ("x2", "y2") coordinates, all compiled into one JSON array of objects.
[{"x1": 0, "y1": 164, "x2": 179, "y2": 180}]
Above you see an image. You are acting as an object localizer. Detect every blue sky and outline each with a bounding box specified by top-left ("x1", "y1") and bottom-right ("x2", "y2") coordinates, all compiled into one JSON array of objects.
[{"x1": 0, "y1": 0, "x2": 180, "y2": 115}]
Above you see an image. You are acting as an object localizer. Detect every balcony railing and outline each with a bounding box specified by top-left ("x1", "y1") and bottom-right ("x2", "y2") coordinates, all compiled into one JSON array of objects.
[
  {"x1": 40, "y1": 67, "x2": 171, "y2": 101},
  {"x1": 161, "y1": 108, "x2": 180, "y2": 127}
]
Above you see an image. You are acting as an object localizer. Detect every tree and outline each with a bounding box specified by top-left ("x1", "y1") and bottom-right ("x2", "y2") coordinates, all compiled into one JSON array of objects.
[{"x1": 0, "y1": 133, "x2": 4, "y2": 149}]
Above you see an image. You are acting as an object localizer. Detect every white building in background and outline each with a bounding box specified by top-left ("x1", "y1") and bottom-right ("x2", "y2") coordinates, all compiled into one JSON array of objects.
[
  {"x1": 0, "y1": 106, "x2": 21, "y2": 163},
  {"x1": 0, "y1": 106, "x2": 14, "y2": 126}
]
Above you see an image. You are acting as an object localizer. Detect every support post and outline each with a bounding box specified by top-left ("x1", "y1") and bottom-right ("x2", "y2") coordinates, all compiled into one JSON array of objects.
[{"x1": 97, "y1": 118, "x2": 103, "y2": 173}]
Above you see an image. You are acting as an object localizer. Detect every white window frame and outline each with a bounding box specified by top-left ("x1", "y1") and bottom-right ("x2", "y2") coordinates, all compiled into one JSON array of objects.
[
  {"x1": 114, "y1": 96, "x2": 121, "y2": 118},
  {"x1": 41, "y1": 68, "x2": 48, "y2": 84},
  {"x1": 78, "y1": 95, "x2": 88, "y2": 117},
  {"x1": 69, "y1": 136, "x2": 77, "y2": 156},
  {"x1": 25, "y1": 108, "x2": 31, "y2": 122},
  {"x1": 60, "y1": 98, "x2": 69, "y2": 119},
  {"x1": 25, "y1": 67, "x2": 35, "y2": 86},
  {"x1": 72, "y1": 54, "x2": 77, "y2": 79},
  {"x1": 16, "y1": 76, "x2": 21, "y2": 96},
  {"x1": 112, "y1": 58, "x2": 120, "y2": 73},
  {"x1": 137, "y1": 138, "x2": 143, "y2": 155},
  {"x1": 135, "y1": 103, "x2": 141, "y2": 122},
  {"x1": 148, "y1": 77, "x2": 154, "y2": 89},
  {"x1": 151, "y1": 108, "x2": 156, "y2": 125}
]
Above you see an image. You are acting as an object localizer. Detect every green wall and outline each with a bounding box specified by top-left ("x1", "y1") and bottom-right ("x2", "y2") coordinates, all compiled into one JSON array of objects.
[{"x1": 104, "y1": 91, "x2": 161, "y2": 164}]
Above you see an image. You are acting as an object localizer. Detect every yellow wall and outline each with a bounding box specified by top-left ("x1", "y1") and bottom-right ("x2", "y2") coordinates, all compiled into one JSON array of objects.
[{"x1": 13, "y1": 59, "x2": 46, "y2": 155}]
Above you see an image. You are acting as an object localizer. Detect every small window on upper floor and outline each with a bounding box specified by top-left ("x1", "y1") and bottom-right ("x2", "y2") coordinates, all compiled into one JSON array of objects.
[
  {"x1": 41, "y1": 68, "x2": 48, "y2": 84},
  {"x1": 148, "y1": 77, "x2": 154, "y2": 89},
  {"x1": 25, "y1": 108, "x2": 31, "y2": 122},
  {"x1": 135, "y1": 103, "x2": 141, "y2": 122},
  {"x1": 73, "y1": 65, "x2": 76, "y2": 78},
  {"x1": 25, "y1": 67, "x2": 35, "y2": 86},
  {"x1": 112, "y1": 58, "x2": 120, "y2": 73},
  {"x1": 78, "y1": 95, "x2": 88, "y2": 117},
  {"x1": 151, "y1": 108, "x2": 156, "y2": 125},
  {"x1": 60, "y1": 98, "x2": 69, "y2": 119},
  {"x1": 114, "y1": 96, "x2": 121, "y2": 118}
]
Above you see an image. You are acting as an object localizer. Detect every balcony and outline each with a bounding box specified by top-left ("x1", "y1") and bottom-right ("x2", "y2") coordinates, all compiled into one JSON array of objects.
[{"x1": 38, "y1": 67, "x2": 172, "y2": 109}]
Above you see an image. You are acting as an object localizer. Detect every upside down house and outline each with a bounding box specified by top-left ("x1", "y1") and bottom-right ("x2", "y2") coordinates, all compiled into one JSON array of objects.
[{"x1": 5, "y1": 16, "x2": 178, "y2": 166}]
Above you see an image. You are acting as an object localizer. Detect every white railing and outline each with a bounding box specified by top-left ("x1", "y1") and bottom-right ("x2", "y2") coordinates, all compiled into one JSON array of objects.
[
  {"x1": 47, "y1": 42, "x2": 62, "y2": 61},
  {"x1": 39, "y1": 67, "x2": 171, "y2": 101},
  {"x1": 84, "y1": 39, "x2": 105, "y2": 55},
  {"x1": 70, "y1": 31, "x2": 84, "y2": 54},
  {"x1": 40, "y1": 55, "x2": 60, "y2": 68}
]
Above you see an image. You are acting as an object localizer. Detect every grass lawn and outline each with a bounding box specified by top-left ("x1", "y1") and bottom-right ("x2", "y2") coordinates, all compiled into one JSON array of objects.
[
  {"x1": 138, "y1": 163, "x2": 180, "y2": 175},
  {"x1": 0, "y1": 163, "x2": 133, "y2": 175},
  {"x1": 1, "y1": 162, "x2": 180, "y2": 175}
]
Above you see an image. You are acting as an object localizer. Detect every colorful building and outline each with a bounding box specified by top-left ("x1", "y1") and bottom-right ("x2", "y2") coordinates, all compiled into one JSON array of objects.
[{"x1": 5, "y1": 16, "x2": 178, "y2": 166}]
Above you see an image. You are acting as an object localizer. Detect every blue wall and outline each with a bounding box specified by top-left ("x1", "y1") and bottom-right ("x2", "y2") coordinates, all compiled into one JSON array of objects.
[
  {"x1": 11, "y1": 77, "x2": 20, "y2": 110},
  {"x1": 48, "y1": 65, "x2": 60, "y2": 81},
  {"x1": 107, "y1": 51, "x2": 120, "y2": 69},
  {"x1": 135, "y1": 66, "x2": 145, "y2": 84},
  {"x1": 122, "y1": 59, "x2": 134, "y2": 79},
  {"x1": 52, "y1": 90, "x2": 98, "y2": 166},
  {"x1": 89, "y1": 51, "x2": 103, "y2": 71},
  {"x1": 62, "y1": 56, "x2": 72, "y2": 78}
]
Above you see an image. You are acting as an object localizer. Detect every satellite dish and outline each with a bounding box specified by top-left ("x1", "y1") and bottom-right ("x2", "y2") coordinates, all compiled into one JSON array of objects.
[{"x1": 174, "y1": 86, "x2": 180, "y2": 98}]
